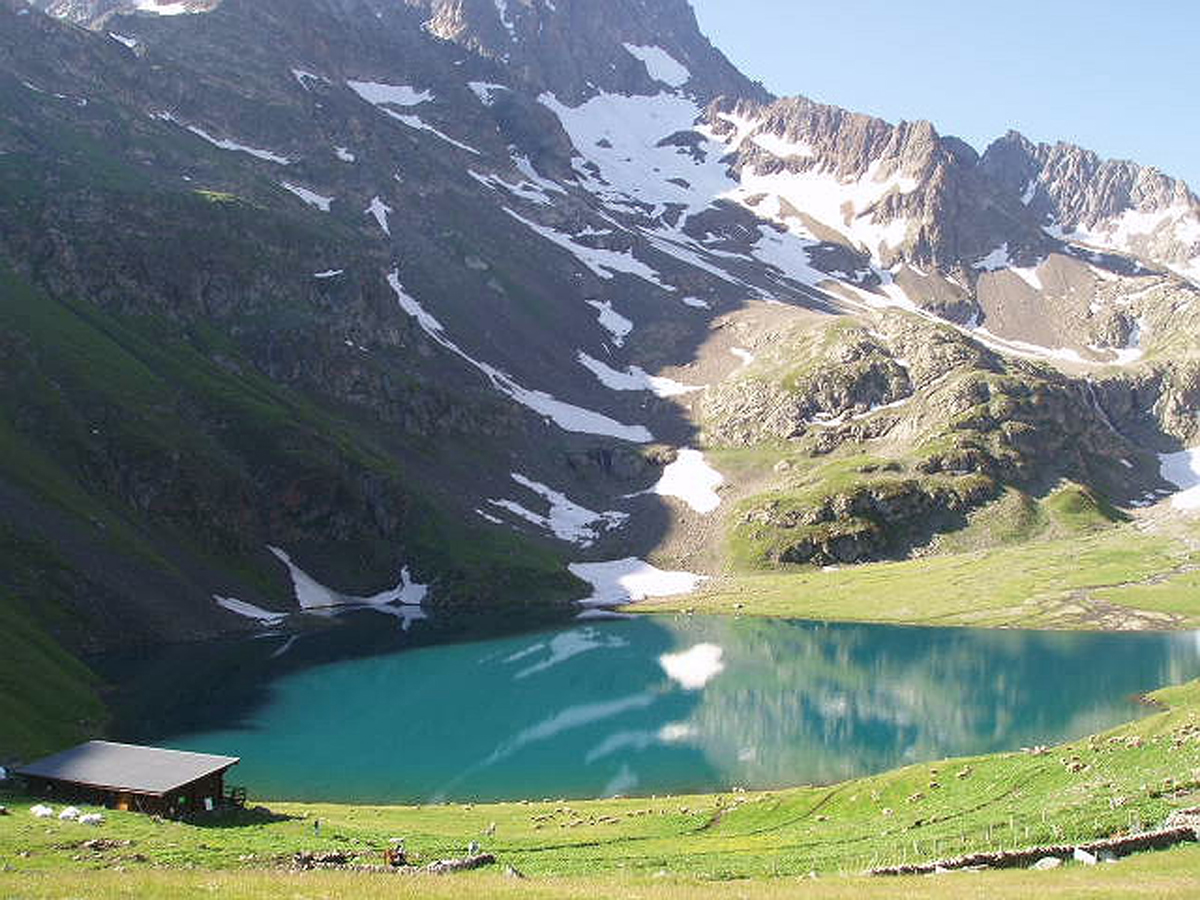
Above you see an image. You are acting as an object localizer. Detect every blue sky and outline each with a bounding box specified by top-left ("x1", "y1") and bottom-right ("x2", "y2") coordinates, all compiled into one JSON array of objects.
[{"x1": 688, "y1": 0, "x2": 1199, "y2": 190}]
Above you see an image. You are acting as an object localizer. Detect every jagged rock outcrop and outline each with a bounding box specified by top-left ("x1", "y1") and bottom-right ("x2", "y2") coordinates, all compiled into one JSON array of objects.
[
  {"x1": 739, "y1": 472, "x2": 998, "y2": 567},
  {"x1": 402, "y1": 0, "x2": 767, "y2": 104},
  {"x1": 706, "y1": 95, "x2": 1052, "y2": 271},
  {"x1": 981, "y1": 131, "x2": 1200, "y2": 279}
]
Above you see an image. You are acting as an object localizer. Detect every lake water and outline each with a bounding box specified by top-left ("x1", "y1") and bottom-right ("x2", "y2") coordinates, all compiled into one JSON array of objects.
[{"x1": 104, "y1": 616, "x2": 1200, "y2": 804}]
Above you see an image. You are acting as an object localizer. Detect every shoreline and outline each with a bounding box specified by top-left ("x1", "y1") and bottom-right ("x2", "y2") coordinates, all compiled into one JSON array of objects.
[{"x1": 3, "y1": 673, "x2": 1199, "y2": 888}]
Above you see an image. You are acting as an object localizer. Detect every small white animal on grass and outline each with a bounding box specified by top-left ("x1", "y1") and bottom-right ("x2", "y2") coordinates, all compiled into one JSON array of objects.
[
  {"x1": 79, "y1": 813, "x2": 104, "y2": 826},
  {"x1": 31, "y1": 804, "x2": 54, "y2": 818},
  {"x1": 59, "y1": 806, "x2": 81, "y2": 821}
]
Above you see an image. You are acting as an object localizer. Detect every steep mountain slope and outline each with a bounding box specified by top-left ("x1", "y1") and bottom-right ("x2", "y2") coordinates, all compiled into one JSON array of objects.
[{"x1": 1, "y1": 0, "x2": 1199, "y2": 698}]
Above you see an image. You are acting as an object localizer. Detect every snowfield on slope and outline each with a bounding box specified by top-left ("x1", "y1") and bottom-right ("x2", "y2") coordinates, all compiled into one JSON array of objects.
[
  {"x1": 387, "y1": 272, "x2": 653, "y2": 442},
  {"x1": 637, "y1": 449, "x2": 725, "y2": 514},
  {"x1": 569, "y1": 558, "x2": 706, "y2": 607},
  {"x1": 214, "y1": 596, "x2": 286, "y2": 625},
  {"x1": 621, "y1": 44, "x2": 691, "y2": 88},
  {"x1": 269, "y1": 546, "x2": 428, "y2": 610},
  {"x1": 577, "y1": 352, "x2": 702, "y2": 398},
  {"x1": 487, "y1": 472, "x2": 629, "y2": 547}
]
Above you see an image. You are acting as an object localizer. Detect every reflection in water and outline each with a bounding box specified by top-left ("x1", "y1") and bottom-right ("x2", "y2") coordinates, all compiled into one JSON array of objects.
[
  {"x1": 659, "y1": 643, "x2": 725, "y2": 690},
  {"x1": 111, "y1": 616, "x2": 1200, "y2": 804}
]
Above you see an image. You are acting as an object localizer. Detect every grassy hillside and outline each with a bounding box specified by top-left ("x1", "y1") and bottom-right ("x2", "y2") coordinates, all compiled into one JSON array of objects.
[
  {"x1": 3, "y1": 848, "x2": 1199, "y2": 900},
  {"x1": 0, "y1": 591, "x2": 105, "y2": 761},
  {"x1": 2, "y1": 676, "x2": 1199, "y2": 894},
  {"x1": 637, "y1": 513, "x2": 1200, "y2": 630},
  {"x1": 0, "y1": 259, "x2": 578, "y2": 760}
]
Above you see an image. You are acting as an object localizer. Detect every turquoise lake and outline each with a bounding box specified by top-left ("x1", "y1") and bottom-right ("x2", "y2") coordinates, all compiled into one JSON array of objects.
[{"x1": 108, "y1": 616, "x2": 1200, "y2": 804}]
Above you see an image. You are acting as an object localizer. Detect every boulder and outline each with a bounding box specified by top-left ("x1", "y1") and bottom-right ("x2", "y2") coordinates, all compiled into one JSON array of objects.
[
  {"x1": 1031, "y1": 856, "x2": 1062, "y2": 870},
  {"x1": 422, "y1": 853, "x2": 497, "y2": 875}
]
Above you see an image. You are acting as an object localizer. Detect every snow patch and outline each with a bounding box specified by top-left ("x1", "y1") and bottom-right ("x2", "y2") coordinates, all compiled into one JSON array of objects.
[
  {"x1": 281, "y1": 182, "x2": 332, "y2": 211},
  {"x1": 313, "y1": 269, "x2": 344, "y2": 279},
  {"x1": 386, "y1": 113, "x2": 481, "y2": 154},
  {"x1": 621, "y1": 43, "x2": 691, "y2": 88},
  {"x1": 749, "y1": 225, "x2": 826, "y2": 287},
  {"x1": 108, "y1": 32, "x2": 138, "y2": 49},
  {"x1": 642, "y1": 448, "x2": 723, "y2": 514},
  {"x1": 133, "y1": 1, "x2": 201, "y2": 14},
  {"x1": 727, "y1": 158, "x2": 919, "y2": 264},
  {"x1": 488, "y1": 472, "x2": 628, "y2": 547},
  {"x1": 291, "y1": 68, "x2": 329, "y2": 90},
  {"x1": 468, "y1": 81, "x2": 508, "y2": 105},
  {"x1": 1159, "y1": 448, "x2": 1200, "y2": 510},
  {"x1": 366, "y1": 196, "x2": 392, "y2": 235},
  {"x1": 347, "y1": 80, "x2": 432, "y2": 107},
  {"x1": 750, "y1": 131, "x2": 815, "y2": 159},
  {"x1": 185, "y1": 125, "x2": 291, "y2": 164},
  {"x1": 268, "y1": 546, "x2": 427, "y2": 610},
  {"x1": 335, "y1": 146, "x2": 356, "y2": 162},
  {"x1": 504, "y1": 208, "x2": 669, "y2": 287},
  {"x1": 387, "y1": 272, "x2": 652, "y2": 442},
  {"x1": 540, "y1": 91, "x2": 736, "y2": 217},
  {"x1": 568, "y1": 558, "x2": 705, "y2": 607},
  {"x1": 971, "y1": 327, "x2": 1087, "y2": 364},
  {"x1": 587, "y1": 299, "x2": 634, "y2": 346},
  {"x1": 974, "y1": 243, "x2": 1044, "y2": 290},
  {"x1": 214, "y1": 596, "x2": 286, "y2": 625},
  {"x1": 681, "y1": 295, "x2": 710, "y2": 309},
  {"x1": 348, "y1": 81, "x2": 478, "y2": 152},
  {"x1": 577, "y1": 352, "x2": 701, "y2": 398},
  {"x1": 659, "y1": 643, "x2": 724, "y2": 690}
]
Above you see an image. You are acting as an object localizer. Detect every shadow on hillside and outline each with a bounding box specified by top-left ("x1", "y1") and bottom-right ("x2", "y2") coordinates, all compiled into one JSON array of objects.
[{"x1": 187, "y1": 804, "x2": 298, "y2": 828}]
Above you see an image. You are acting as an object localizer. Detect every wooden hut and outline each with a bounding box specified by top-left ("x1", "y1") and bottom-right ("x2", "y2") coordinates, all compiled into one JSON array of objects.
[{"x1": 16, "y1": 741, "x2": 241, "y2": 817}]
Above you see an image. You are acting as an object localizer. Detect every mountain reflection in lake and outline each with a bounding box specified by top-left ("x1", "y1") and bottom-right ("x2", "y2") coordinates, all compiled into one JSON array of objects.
[{"x1": 115, "y1": 616, "x2": 1200, "y2": 804}]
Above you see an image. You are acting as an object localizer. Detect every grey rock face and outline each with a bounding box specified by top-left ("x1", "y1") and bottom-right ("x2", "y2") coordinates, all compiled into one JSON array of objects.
[
  {"x1": 981, "y1": 131, "x2": 1200, "y2": 273},
  {"x1": 400, "y1": 0, "x2": 768, "y2": 104},
  {"x1": 983, "y1": 131, "x2": 1198, "y2": 229},
  {"x1": 706, "y1": 95, "x2": 1051, "y2": 271}
]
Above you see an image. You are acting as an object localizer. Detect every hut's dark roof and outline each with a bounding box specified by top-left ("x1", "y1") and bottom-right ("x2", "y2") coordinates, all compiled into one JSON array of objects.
[{"x1": 16, "y1": 741, "x2": 239, "y2": 796}]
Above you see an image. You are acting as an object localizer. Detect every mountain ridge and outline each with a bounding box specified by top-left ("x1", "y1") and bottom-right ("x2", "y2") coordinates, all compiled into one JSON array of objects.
[{"x1": 0, "y1": 0, "x2": 1198, "y2": 691}]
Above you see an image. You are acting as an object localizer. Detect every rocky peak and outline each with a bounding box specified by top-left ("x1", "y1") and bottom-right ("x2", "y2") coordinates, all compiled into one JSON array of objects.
[
  {"x1": 981, "y1": 131, "x2": 1200, "y2": 280},
  {"x1": 982, "y1": 130, "x2": 1199, "y2": 229},
  {"x1": 707, "y1": 96, "x2": 1048, "y2": 271},
  {"x1": 731, "y1": 95, "x2": 941, "y2": 183},
  {"x1": 399, "y1": 0, "x2": 767, "y2": 104}
]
